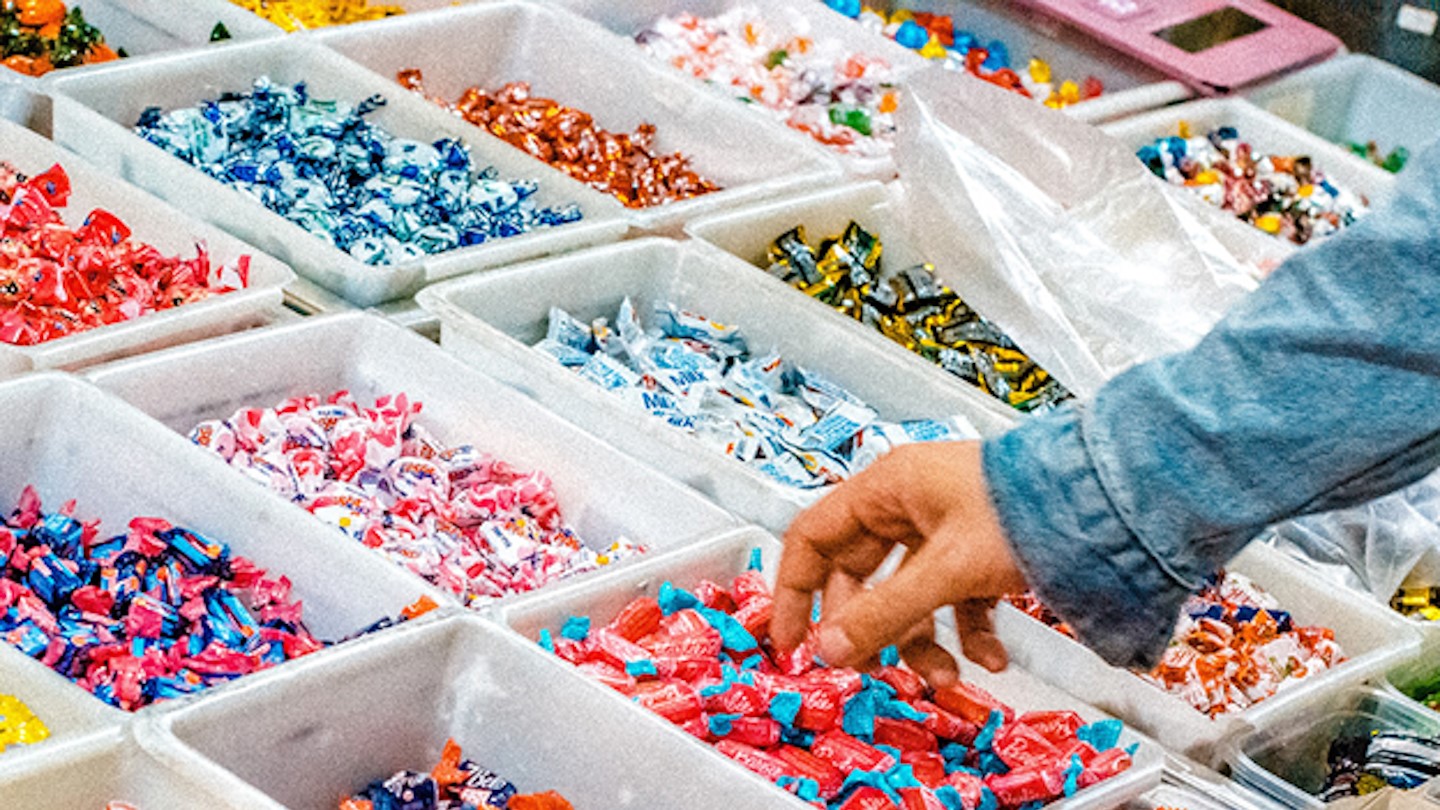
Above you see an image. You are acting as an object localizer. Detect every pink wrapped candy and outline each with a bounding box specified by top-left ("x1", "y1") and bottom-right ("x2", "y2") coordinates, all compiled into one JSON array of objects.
[{"x1": 188, "y1": 390, "x2": 643, "y2": 606}]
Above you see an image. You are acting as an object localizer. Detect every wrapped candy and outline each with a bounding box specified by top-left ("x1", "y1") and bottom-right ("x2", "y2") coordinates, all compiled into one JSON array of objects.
[
  {"x1": 133, "y1": 78, "x2": 583, "y2": 267},
  {"x1": 0, "y1": 694, "x2": 48, "y2": 753},
  {"x1": 0, "y1": 160, "x2": 248, "y2": 347},
  {"x1": 1321, "y1": 731, "x2": 1440, "y2": 801},
  {"x1": 820, "y1": 1, "x2": 1104, "y2": 109},
  {"x1": 767, "y1": 221, "x2": 1070, "y2": 412},
  {"x1": 0, "y1": 1, "x2": 120, "y2": 77},
  {"x1": 186, "y1": 390, "x2": 642, "y2": 607},
  {"x1": 537, "y1": 552, "x2": 1137, "y2": 808},
  {"x1": 1347, "y1": 141, "x2": 1409, "y2": 174},
  {"x1": 229, "y1": 0, "x2": 404, "y2": 31},
  {"x1": 1010, "y1": 571, "x2": 1346, "y2": 717},
  {"x1": 0, "y1": 486, "x2": 431, "y2": 711},
  {"x1": 338, "y1": 739, "x2": 573, "y2": 810},
  {"x1": 635, "y1": 6, "x2": 900, "y2": 157},
  {"x1": 1137, "y1": 123, "x2": 1368, "y2": 246},
  {"x1": 399, "y1": 71, "x2": 721, "y2": 210},
  {"x1": 539, "y1": 297, "x2": 981, "y2": 490}
]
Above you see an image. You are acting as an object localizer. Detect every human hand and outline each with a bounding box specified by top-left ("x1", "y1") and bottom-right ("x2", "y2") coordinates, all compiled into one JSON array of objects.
[{"x1": 771, "y1": 441, "x2": 1028, "y2": 686}]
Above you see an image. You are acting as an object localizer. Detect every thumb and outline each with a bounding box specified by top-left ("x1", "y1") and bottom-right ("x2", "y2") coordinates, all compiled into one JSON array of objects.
[{"x1": 815, "y1": 539, "x2": 961, "y2": 669}]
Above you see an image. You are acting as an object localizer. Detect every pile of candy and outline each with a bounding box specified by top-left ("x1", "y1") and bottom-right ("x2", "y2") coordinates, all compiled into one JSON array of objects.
[
  {"x1": 1390, "y1": 585, "x2": 1440, "y2": 621},
  {"x1": 134, "y1": 78, "x2": 582, "y2": 267},
  {"x1": 1010, "y1": 572, "x2": 1346, "y2": 717},
  {"x1": 399, "y1": 70, "x2": 721, "y2": 209},
  {"x1": 339, "y1": 739, "x2": 573, "y2": 810},
  {"x1": 767, "y1": 222, "x2": 1070, "y2": 412},
  {"x1": 1322, "y1": 730, "x2": 1440, "y2": 800},
  {"x1": 1347, "y1": 140, "x2": 1409, "y2": 174},
  {"x1": 1137, "y1": 123, "x2": 1369, "y2": 246},
  {"x1": 635, "y1": 6, "x2": 900, "y2": 157},
  {"x1": 0, "y1": 0, "x2": 119, "y2": 77},
  {"x1": 0, "y1": 486, "x2": 426, "y2": 711},
  {"x1": 229, "y1": 0, "x2": 404, "y2": 31},
  {"x1": 0, "y1": 694, "x2": 48, "y2": 753},
  {"x1": 0, "y1": 160, "x2": 249, "y2": 347},
  {"x1": 538, "y1": 556, "x2": 1137, "y2": 809},
  {"x1": 539, "y1": 298, "x2": 978, "y2": 490},
  {"x1": 822, "y1": 0, "x2": 1104, "y2": 109},
  {"x1": 186, "y1": 390, "x2": 641, "y2": 606}
]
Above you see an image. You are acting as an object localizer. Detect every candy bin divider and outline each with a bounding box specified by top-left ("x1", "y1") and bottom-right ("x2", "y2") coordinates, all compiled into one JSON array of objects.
[
  {"x1": 1244, "y1": 53, "x2": 1440, "y2": 175},
  {"x1": 1100, "y1": 97, "x2": 1398, "y2": 224},
  {"x1": 683, "y1": 178, "x2": 1114, "y2": 402},
  {"x1": 0, "y1": 372, "x2": 448, "y2": 716},
  {"x1": 83, "y1": 310, "x2": 740, "y2": 602},
  {"x1": 1222, "y1": 685, "x2": 1440, "y2": 809},
  {"x1": 818, "y1": 0, "x2": 1194, "y2": 124},
  {"x1": 497, "y1": 525, "x2": 1165, "y2": 809},
  {"x1": 543, "y1": 0, "x2": 930, "y2": 181},
  {"x1": 1127, "y1": 755, "x2": 1289, "y2": 810},
  {"x1": 105, "y1": 0, "x2": 283, "y2": 44},
  {"x1": 0, "y1": 727, "x2": 280, "y2": 809},
  {"x1": 0, "y1": 643, "x2": 124, "y2": 772},
  {"x1": 415, "y1": 236, "x2": 1020, "y2": 534},
  {"x1": 993, "y1": 540, "x2": 1420, "y2": 768},
  {"x1": 311, "y1": 1, "x2": 845, "y2": 235},
  {"x1": 141, "y1": 609, "x2": 811, "y2": 810},
  {"x1": 0, "y1": 114, "x2": 295, "y2": 376},
  {"x1": 40, "y1": 37, "x2": 630, "y2": 307}
]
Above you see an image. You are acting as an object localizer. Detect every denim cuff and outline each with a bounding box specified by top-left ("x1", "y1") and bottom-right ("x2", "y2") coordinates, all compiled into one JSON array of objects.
[{"x1": 982, "y1": 407, "x2": 1192, "y2": 670}]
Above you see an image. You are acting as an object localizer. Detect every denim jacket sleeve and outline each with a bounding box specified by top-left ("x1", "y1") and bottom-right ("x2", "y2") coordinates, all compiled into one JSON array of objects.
[{"x1": 982, "y1": 143, "x2": 1440, "y2": 670}]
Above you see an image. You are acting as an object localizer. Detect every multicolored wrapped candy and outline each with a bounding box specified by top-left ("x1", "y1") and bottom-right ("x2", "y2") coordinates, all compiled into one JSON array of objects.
[
  {"x1": 0, "y1": 0, "x2": 120, "y2": 77},
  {"x1": 0, "y1": 486, "x2": 427, "y2": 711},
  {"x1": 1010, "y1": 571, "x2": 1346, "y2": 717},
  {"x1": 339, "y1": 739, "x2": 573, "y2": 810},
  {"x1": 0, "y1": 694, "x2": 48, "y2": 753},
  {"x1": 539, "y1": 298, "x2": 980, "y2": 490},
  {"x1": 1390, "y1": 585, "x2": 1440, "y2": 622},
  {"x1": 767, "y1": 221, "x2": 1070, "y2": 413},
  {"x1": 538, "y1": 553, "x2": 1137, "y2": 809},
  {"x1": 1347, "y1": 141, "x2": 1408, "y2": 174},
  {"x1": 133, "y1": 78, "x2": 583, "y2": 267},
  {"x1": 0, "y1": 160, "x2": 249, "y2": 347},
  {"x1": 229, "y1": 0, "x2": 404, "y2": 31},
  {"x1": 635, "y1": 6, "x2": 900, "y2": 158},
  {"x1": 399, "y1": 71, "x2": 721, "y2": 210},
  {"x1": 821, "y1": 1, "x2": 1103, "y2": 109},
  {"x1": 1137, "y1": 123, "x2": 1368, "y2": 246},
  {"x1": 1322, "y1": 730, "x2": 1440, "y2": 801},
  {"x1": 186, "y1": 390, "x2": 641, "y2": 607}
]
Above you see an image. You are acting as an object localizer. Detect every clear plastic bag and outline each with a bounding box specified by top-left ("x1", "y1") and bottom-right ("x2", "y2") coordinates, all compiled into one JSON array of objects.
[{"x1": 892, "y1": 69, "x2": 1260, "y2": 380}]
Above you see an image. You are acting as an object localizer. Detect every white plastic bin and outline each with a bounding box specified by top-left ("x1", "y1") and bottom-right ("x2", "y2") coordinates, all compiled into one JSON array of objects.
[
  {"x1": 143, "y1": 613, "x2": 807, "y2": 810},
  {"x1": 684, "y1": 179, "x2": 1110, "y2": 400},
  {"x1": 500, "y1": 527, "x2": 1164, "y2": 810},
  {"x1": 44, "y1": 38, "x2": 630, "y2": 307},
  {"x1": 1245, "y1": 54, "x2": 1440, "y2": 174},
  {"x1": 0, "y1": 647, "x2": 118, "y2": 770},
  {"x1": 998, "y1": 541, "x2": 1420, "y2": 767},
  {"x1": 416, "y1": 237, "x2": 1019, "y2": 533},
  {"x1": 816, "y1": 0, "x2": 1193, "y2": 124},
  {"x1": 84, "y1": 311, "x2": 739, "y2": 605},
  {"x1": 1123, "y1": 758, "x2": 1287, "y2": 809},
  {"x1": 1101, "y1": 97, "x2": 1397, "y2": 252},
  {"x1": 0, "y1": 373, "x2": 445, "y2": 720},
  {"x1": 314, "y1": 1, "x2": 843, "y2": 234},
  {"x1": 544, "y1": 0, "x2": 929, "y2": 180},
  {"x1": 0, "y1": 113, "x2": 292, "y2": 377},
  {"x1": 0, "y1": 0, "x2": 273, "y2": 86},
  {"x1": 0, "y1": 729, "x2": 277, "y2": 808},
  {"x1": 1226, "y1": 686, "x2": 1440, "y2": 809}
]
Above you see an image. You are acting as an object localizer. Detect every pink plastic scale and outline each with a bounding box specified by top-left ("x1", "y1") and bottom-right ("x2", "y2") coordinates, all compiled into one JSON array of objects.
[{"x1": 1012, "y1": 0, "x2": 1341, "y2": 93}]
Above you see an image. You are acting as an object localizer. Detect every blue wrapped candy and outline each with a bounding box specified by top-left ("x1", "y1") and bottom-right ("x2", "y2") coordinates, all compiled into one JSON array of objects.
[{"x1": 134, "y1": 78, "x2": 582, "y2": 266}]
